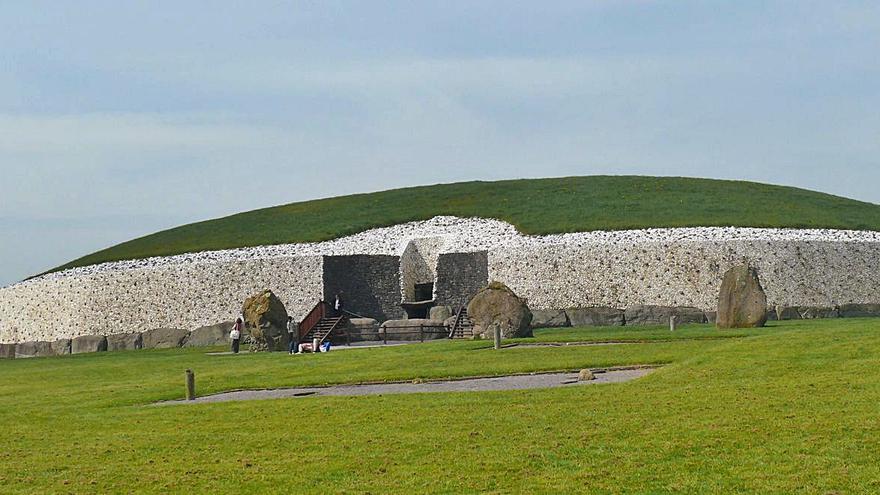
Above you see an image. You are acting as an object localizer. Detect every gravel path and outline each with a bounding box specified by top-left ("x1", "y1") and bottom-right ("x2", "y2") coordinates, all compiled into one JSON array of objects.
[{"x1": 157, "y1": 367, "x2": 656, "y2": 406}]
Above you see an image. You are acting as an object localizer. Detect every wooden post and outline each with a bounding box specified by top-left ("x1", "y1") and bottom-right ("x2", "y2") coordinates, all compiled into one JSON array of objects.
[
  {"x1": 419, "y1": 324, "x2": 424, "y2": 343},
  {"x1": 383, "y1": 327, "x2": 387, "y2": 345},
  {"x1": 185, "y1": 369, "x2": 195, "y2": 401},
  {"x1": 670, "y1": 315, "x2": 678, "y2": 332},
  {"x1": 493, "y1": 325, "x2": 501, "y2": 350}
]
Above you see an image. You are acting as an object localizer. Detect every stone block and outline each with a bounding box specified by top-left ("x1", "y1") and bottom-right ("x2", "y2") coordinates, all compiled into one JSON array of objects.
[
  {"x1": 625, "y1": 306, "x2": 706, "y2": 326},
  {"x1": 838, "y1": 303, "x2": 880, "y2": 318},
  {"x1": 704, "y1": 311, "x2": 718, "y2": 324},
  {"x1": 71, "y1": 335, "x2": 108, "y2": 354},
  {"x1": 566, "y1": 308, "x2": 623, "y2": 327},
  {"x1": 0, "y1": 343, "x2": 15, "y2": 359},
  {"x1": 184, "y1": 321, "x2": 233, "y2": 347},
  {"x1": 142, "y1": 328, "x2": 190, "y2": 349},
  {"x1": 335, "y1": 318, "x2": 380, "y2": 343},
  {"x1": 15, "y1": 341, "x2": 54, "y2": 358},
  {"x1": 51, "y1": 339, "x2": 71, "y2": 355},
  {"x1": 798, "y1": 306, "x2": 839, "y2": 319},
  {"x1": 775, "y1": 306, "x2": 801, "y2": 320},
  {"x1": 429, "y1": 305, "x2": 453, "y2": 322},
  {"x1": 107, "y1": 332, "x2": 143, "y2": 351},
  {"x1": 531, "y1": 309, "x2": 570, "y2": 328}
]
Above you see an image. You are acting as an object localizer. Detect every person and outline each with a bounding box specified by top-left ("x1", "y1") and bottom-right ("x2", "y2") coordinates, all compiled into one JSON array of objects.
[
  {"x1": 230, "y1": 316, "x2": 243, "y2": 354},
  {"x1": 287, "y1": 316, "x2": 298, "y2": 354},
  {"x1": 334, "y1": 292, "x2": 344, "y2": 316}
]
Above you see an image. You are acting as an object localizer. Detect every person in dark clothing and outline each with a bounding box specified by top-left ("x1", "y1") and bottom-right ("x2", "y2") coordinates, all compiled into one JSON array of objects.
[
  {"x1": 287, "y1": 316, "x2": 298, "y2": 354},
  {"x1": 334, "y1": 292, "x2": 344, "y2": 316}
]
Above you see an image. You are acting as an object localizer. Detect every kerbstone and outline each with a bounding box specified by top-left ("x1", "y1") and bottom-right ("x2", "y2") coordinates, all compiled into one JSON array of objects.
[
  {"x1": 839, "y1": 303, "x2": 880, "y2": 318},
  {"x1": 71, "y1": 335, "x2": 107, "y2": 354},
  {"x1": 107, "y1": 332, "x2": 143, "y2": 351},
  {"x1": 184, "y1": 321, "x2": 233, "y2": 347},
  {"x1": 531, "y1": 309, "x2": 570, "y2": 328},
  {"x1": 15, "y1": 341, "x2": 54, "y2": 358},
  {"x1": 566, "y1": 308, "x2": 624, "y2": 327},
  {"x1": 467, "y1": 282, "x2": 533, "y2": 339},
  {"x1": 625, "y1": 306, "x2": 705, "y2": 326},
  {"x1": 142, "y1": 328, "x2": 189, "y2": 349}
]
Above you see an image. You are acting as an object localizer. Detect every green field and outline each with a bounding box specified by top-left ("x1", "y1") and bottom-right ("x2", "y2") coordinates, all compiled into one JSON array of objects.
[
  {"x1": 2, "y1": 319, "x2": 879, "y2": 493},
  {"x1": 52, "y1": 176, "x2": 880, "y2": 273}
]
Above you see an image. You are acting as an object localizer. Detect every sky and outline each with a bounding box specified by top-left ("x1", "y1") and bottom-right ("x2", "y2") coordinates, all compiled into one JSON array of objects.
[{"x1": 1, "y1": 1, "x2": 879, "y2": 286}]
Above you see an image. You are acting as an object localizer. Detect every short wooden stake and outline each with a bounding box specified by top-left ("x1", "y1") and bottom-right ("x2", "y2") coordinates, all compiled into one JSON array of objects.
[
  {"x1": 185, "y1": 369, "x2": 195, "y2": 401},
  {"x1": 669, "y1": 315, "x2": 678, "y2": 332},
  {"x1": 493, "y1": 326, "x2": 501, "y2": 350}
]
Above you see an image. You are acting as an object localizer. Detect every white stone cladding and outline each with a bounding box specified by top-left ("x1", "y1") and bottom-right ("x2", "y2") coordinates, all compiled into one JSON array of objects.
[{"x1": 1, "y1": 216, "x2": 879, "y2": 343}]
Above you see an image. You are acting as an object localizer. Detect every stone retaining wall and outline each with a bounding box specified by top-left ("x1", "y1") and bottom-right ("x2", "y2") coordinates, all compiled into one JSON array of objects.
[{"x1": 2, "y1": 217, "x2": 879, "y2": 344}]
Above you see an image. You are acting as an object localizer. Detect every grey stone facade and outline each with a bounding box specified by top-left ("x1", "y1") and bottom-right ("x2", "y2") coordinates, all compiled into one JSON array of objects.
[
  {"x1": 434, "y1": 251, "x2": 489, "y2": 308},
  {"x1": 323, "y1": 255, "x2": 404, "y2": 321}
]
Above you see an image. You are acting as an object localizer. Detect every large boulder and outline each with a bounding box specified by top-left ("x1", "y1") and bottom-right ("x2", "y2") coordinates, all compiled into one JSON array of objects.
[
  {"x1": 717, "y1": 264, "x2": 768, "y2": 328},
  {"x1": 0, "y1": 344, "x2": 14, "y2": 359},
  {"x1": 379, "y1": 319, "x2": 447, "y2": 341},
  {"x1": 467, "y1": 282, "x2": 533, "y2": 339},
  {"x1": 566, "y1": 308, "x2": 624, "y2": 327},
  {"x1": 184, "y1": 321, "x2": 234, "y2": 347},
  {"x1": 624, "y1": 306, "x2": 705, "y2": 326},
  {"x1": 531, "y1": 309, "x2": 570, "y2": 328},
  {"x1": 242, "y1": 289, "x2": 290, "y2": 352},
  {"x1": 71, "y1": 335, "x2": 108, "y2": 354},
  {"x1": 106, "y1": 333, "x2": 143, "y2": 351},
  {"x1": 142, "y1": 328, "x2": 189, "y2": 349},
  {"x1": 839, "y1": 303, "x2": 880, "y2": 318}
]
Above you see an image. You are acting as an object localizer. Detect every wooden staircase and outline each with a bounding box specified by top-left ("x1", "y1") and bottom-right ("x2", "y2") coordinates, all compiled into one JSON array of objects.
[
  {"x1": 448, "y1": 306, "x2": 475, "y2": 339},
  {"x1": 298, "y1": 301, "x2": 346, "y2": 347}
]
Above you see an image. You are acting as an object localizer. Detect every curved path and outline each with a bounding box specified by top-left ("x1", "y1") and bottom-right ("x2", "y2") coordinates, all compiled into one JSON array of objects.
[{"x1": 157, "y1": 367, "x2": 657, "y2": 406}]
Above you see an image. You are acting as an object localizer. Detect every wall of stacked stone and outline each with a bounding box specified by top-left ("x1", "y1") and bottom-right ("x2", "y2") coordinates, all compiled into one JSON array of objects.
[
  {"x1": 0, "y1": 256, "x2": 323, "y2": 343},
  {"x1": 399, "y1": 237, "x2": 444, "y2": 301},
  {"x1": 323, "y1": 254, "x2": 404, "y2": 321},
  {"x1": 488, "y1": 239, "x2": 880, "y2": 311},
  {"x1": 434, "y1": 251, "x2": 489, "y2": 308}
]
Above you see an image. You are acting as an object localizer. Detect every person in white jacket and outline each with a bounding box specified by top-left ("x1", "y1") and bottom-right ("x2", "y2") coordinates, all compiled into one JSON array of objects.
[{"x1": 230, "y1": 316, "x2": 243, "y2": 354}]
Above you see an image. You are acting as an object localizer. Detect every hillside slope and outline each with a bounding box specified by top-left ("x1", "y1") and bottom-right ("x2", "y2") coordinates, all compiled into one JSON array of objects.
[{"x1": 52, "y1": 176, "x2": 880, "y2": 272}]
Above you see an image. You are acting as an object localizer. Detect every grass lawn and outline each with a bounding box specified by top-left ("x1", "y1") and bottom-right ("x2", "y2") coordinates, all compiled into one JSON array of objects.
[
  {"x1": 50, "y1": 176, "x2": 880, "y2": 273},
  {"x1": 2, "y1": 318, "x2": 880, "y2": 493}
]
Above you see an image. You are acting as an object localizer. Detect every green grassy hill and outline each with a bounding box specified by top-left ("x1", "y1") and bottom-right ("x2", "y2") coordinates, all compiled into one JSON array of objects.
[{"x1": 54, "y1": 176, "x2": 880, "y2": 272}]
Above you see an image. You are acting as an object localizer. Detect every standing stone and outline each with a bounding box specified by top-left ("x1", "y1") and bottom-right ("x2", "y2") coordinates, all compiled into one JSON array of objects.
[
  {"x1": 531, "y1": 309, "x2": 571, "y2": 328},
  {"x1": 71, "y1": 335, "x2": 108, "y2": 354},
  {"x1": 467, "y1": 282, "x2": 533, "y2": 339},
  {"x1": 717, "y1": 264, "x2": 768, "y2": 328},
  {"x1": 565, "y1": 308, "x2": 624, "y2": 327},
  {"x1": 243, "y1": 289, "x2": 290, "y2": 352}
]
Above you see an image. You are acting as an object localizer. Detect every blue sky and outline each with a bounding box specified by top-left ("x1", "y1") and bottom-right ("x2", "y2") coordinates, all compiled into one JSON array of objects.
[{"x1": 1, "y1": 1, "x2": 879, "y2": 285}]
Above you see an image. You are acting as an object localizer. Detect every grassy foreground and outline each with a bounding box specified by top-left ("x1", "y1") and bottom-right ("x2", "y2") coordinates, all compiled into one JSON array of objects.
[
  {"x1": 2, "y1": 319, "x2": 880, "y2": 493},
  {"x1": 52, "y1": 176, "x2": 880, "y2": 272}
]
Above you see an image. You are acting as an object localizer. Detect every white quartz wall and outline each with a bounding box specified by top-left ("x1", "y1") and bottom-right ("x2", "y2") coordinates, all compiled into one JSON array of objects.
[
  {"x1": 489, "y1": 239, "x2": 880, "y2": 310},
  {"x1": 0, "y1": 256, "x2": 323, "y2": 343},
  {"x1": 2, "y1": 216, "x2": 879, "y2": 344}
]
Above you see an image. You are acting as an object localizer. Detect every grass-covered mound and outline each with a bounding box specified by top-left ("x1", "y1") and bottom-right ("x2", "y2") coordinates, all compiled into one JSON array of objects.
[
  {"x1": 0, "y1": 319, "x2": 877, "y2": 492},
  {"x1": 54, "y1": 176, "x2": 880, "y2": 272}
]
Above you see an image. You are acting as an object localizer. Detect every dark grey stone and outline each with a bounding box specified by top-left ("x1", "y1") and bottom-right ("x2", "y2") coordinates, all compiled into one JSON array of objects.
[
  {"x1": 429, "y1": 306, "x2": 453, "y2": 322},
  {"x1": 106, "y1": 332, "x2": 143, "y2": 351},
  {"x1": 71, "y1": 335, "x2": 108, "y2": 354},
  {"x1": 379, "y1": 319, "x2": 448, "y2": 341},
  {"x1": 775, "y1": 305, "x2": 801, "y2": 320},
  {"x1": 142, "y1": 328, "x2": 190, "y2": 349},
  {"x1": 798, "y1": 306, "x2": 839, "y2": 319},
  {"x1": 15, "y1": 341, "x2": 54, "y2": 358},
  {"x1": 531, "y1": 309, "x2": 570, "y2": 328},
  {"x1": 434, "y1": 251, "x2": 489, "y2": 308},
  {"x1": 51, "y1": 339, "x2": 71, "y2": 355},
  {"x1": 625, "y1": 305, "x2": 706, "y2": 326},
  {"x1": 323, "y1": 254, "x2": 403, "y2": 321},
  {"x1": 565, "y1": 308, "x2": 624, "y2": 327},
  {"x1": 0, "y1": 343, "x2": 14, "y2": 359},
  {"x1": 838, "y1": 303, "x2": 880, "y2": 318},
  {"x1": 184, "y1": 321, "x2": 233, "y2": 347}
]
